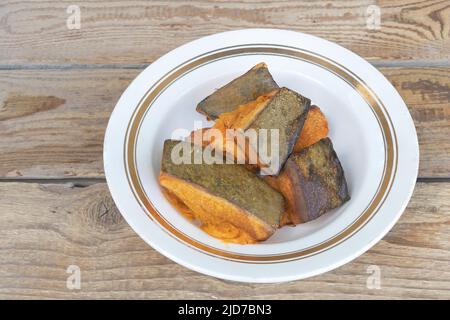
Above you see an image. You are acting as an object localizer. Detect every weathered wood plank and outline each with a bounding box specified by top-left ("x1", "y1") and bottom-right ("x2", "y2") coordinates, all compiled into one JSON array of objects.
[
  {"x1": 0, "y1": 67, "x2": 448, "y2": 178},
  {"x1": 0, "y1": 68, "x2": 141, "y2": 178},
  {"x1": 0, "y1": 181, "x2": 448, "y2": 299},
  {"x1": 387, "y1": 67, "x2": 450, "y2": 177},
  {"x1": 0, "y1": 0, "x2": 449, "y2": 64}
]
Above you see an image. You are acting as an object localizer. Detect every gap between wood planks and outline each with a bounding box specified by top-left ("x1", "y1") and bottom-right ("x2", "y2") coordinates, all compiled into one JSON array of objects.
[
  {"x1": 0, "y1": 59, "x2": 450, "y2": 70},
  {"x1": 0, "y1": 177, "x2": 105, "y2": 187},
  {"x1": 0, "y1": 177, "x2": 449, "y2": 186}
]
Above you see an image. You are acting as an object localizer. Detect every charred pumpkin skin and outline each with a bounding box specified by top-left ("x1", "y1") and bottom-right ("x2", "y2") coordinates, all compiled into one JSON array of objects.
[
  {"x1": 196, "y1": 63, "x2": 279, "y2": 120},
  {"x1": 280, "y1": 138, "x2": 350, "y2": 224},
  {"x1": 160, "y1": 140, "x2": 285, "y2": 232}
]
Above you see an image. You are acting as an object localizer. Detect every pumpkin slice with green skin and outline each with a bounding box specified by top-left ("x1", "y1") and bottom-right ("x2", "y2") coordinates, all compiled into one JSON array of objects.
[
  {"x1": 196, "y1": 62, "x2": 279, "y2": 120},
  {"x1": 209, "y1": 87, "x2": 311, "y2": 175},
  {"x1": 159, "y1": 140, "x2": 286, "y2": 243}
]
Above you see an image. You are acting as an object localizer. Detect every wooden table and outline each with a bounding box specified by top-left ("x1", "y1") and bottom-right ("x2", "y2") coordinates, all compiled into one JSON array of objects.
[{"x1": 0, "y1": 1, "x2": 449, "y2": 299}]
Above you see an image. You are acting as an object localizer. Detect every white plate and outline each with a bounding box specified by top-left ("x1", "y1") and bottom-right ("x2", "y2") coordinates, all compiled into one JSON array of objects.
[{"x1": 104, "y1": 29, "x2": 419, "y2": 283}]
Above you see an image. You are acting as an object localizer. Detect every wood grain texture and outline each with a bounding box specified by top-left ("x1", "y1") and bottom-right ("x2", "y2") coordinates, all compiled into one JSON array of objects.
[
  {"x1": 0, "y1": 67, "x2": 448, "y2": 178},
  {"x1": 0, "y1": 0, "x2": 449, "y2": 64},
  {"x1": 388, "y1": 67, "x2": 450, "y2": 177},
  {"x1": 0, "y1": 181, "x2": 448, "y2": 299},
  {"x1": 0, "y1": 68, "x2": 141, "y2": 178}
]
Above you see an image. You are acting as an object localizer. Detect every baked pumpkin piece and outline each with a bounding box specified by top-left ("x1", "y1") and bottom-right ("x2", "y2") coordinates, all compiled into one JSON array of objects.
[
  {"x1": 159, "y1": 140, "x2": 285, "y2": 243},
  {"x1": 213, "y1": 87, "x2": 311, "y2": 175},
  {"x1": 278, "y1": 138, "x2": 350, "y2": 224},
  {"x1": 196, "y1": 62, "x2": 279, "y2": 120},
  {"x1": 293, "y1": 105, "x2": 329, "y2": 152}
]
